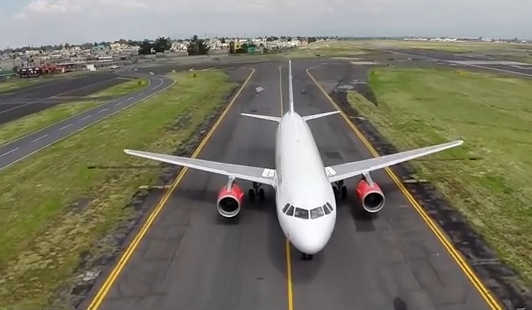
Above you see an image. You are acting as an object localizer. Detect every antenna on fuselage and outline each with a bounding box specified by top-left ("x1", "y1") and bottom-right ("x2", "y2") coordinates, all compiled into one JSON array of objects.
[{"x1": 288, "y1": 59, "x2": 295, "y2": 114}]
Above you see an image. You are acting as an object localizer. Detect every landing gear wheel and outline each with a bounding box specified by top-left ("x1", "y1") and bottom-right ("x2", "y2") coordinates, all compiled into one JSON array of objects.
[
  {"x1": 334, "y1": 181, "x2": 347, "y2": 201},
  {"x1": 248, "y1": 189, "x2": 255, "y2": 202},
  {"x1": 250, "y1": 182, "x2": 264, "y2": 202},
  {"x1": 301, "y1": 253, "x2": 313, "y2": 261},
  {"x1": 341, "y1": 186, "x2": 347, "y2": 200}
]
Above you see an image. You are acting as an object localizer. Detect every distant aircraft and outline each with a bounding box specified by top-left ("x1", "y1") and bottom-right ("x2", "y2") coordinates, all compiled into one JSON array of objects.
[{"x1": 124, "y1": 59, "x2": 463, "y2": 260}]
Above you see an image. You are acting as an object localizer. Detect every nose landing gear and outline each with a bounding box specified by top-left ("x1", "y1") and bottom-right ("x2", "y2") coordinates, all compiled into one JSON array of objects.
[
  {"x1": 248, "y1": 182, "x2": 265, "y2": 202},
  {"x1": 301, "y1": 252, "x2": 314, "y2": 261}
]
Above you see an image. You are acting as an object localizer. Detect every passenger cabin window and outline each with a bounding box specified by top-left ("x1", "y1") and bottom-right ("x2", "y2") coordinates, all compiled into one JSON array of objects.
[
  {"x1": 323, "y1": 204, "x2": 331, "y2": 215},
  {"x1": 325, "y1": 202, "x2": 334, "y2": 212},
  {"x1": 286, "y1": 205, "x2": 295, "y2": 216},
  {"x1": 310, "y1": 206, "x2": 325, "y2": 219},
  {"x1": 282, "y1": 203, "x2": 290, "y2": 213},
  {"x1": 294, "y1": 208, "x2": 309, "y2": 219}
]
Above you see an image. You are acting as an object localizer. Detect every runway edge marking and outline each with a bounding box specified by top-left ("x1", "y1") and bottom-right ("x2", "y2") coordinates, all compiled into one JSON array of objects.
[
  {"x1": 305, "y1": 67, "x2": 503, "y2": 310},
  {"x1": 279, "y1": 65, "x2": 295, "y2": 310},
  {"x1": 86, "y1": 68, "x2": 256, "y2": 310}
]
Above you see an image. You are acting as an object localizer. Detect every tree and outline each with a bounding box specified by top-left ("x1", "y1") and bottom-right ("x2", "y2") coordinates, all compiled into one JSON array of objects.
[
  {"x1": 153, "y1": 36, "x2": 171, "y2": 53},
  {"x1": 138, "y1": 39, "x2": 154, "y2": 55},
  {"x1": 187, "y1": 34, "x2": 210, "y2": 56}
]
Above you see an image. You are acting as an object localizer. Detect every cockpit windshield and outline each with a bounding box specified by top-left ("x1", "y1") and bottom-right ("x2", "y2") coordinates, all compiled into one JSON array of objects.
[
  {"x1": 294, "y1": 207, "x2": 309, "y2": 219},
  {"x1": 310, "y1": 206, "x2": 325, "y2": 219},
  {"x1": 282, "y1": 203, "x2": 333, "y2": 219}
]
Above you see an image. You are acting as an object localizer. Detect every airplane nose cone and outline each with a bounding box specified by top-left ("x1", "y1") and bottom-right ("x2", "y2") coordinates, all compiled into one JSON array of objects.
[
  {"x1": 293, "y1": 227, "x2": 332, "y2": 255},
  {"x1": 297, "y1": 239, "x2": 326, "y2": 255}
]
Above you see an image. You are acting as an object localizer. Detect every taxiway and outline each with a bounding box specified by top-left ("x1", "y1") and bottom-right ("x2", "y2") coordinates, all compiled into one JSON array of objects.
[
  {"x1": 0, "y1": 72, "x2": 173, "y2": 172},
  {"x1": 82, "y1": 60, "x2": 493, "y2": 310}
]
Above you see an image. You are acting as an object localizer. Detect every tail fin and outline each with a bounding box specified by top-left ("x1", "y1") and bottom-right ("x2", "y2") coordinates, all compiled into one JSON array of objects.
[{"x1": 288, "y1": 59, "x2": 295, "y2": 114}]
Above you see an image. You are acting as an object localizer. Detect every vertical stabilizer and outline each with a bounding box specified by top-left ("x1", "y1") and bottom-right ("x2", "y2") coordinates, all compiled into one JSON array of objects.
[{"x1": 288, "y1": 59, "x2": 295, "y2": 113}]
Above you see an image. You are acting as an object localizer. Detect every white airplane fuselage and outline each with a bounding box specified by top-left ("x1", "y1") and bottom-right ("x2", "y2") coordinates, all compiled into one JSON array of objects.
[{"x1": 273, "y1": 111, "x2": 337, "y2": 255}]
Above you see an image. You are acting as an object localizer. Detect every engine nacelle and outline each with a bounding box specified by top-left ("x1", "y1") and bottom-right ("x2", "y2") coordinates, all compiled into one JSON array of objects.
[
  {"x1": 217, "y1": 182, "x2": 245, "y2": 218},
  {"x1": 355, "y1": 179, "x2": 386, "y2": 213}
]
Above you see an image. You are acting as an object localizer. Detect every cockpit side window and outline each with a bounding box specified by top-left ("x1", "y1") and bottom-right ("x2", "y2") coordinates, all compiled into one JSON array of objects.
[
  {"x1": 282, "y1": 203, "x2": 290, "y2": 213},
  {"x1": 323, "y1": 204, "x2": 331, "y2": 215},
  {"x1": 294, "y1": 207, "x2": 309, "y2": 219},
  {"x1": 310, "y1": 206, "x2": 325, "y2": 219},
  {"x1": 286, "y1": 205, "x2": 295, "y2": 216},
  {"x1": 325, "y1": 202, "x2": 334, "y2": 212}
]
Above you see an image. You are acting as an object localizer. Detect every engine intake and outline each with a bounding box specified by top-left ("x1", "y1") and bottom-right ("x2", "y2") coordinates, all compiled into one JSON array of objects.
[
  {"x1": 217, "y1": 182, "x2": 244, "y2": 218},
  {"x1": 355, "y1": 179, "x2": 385, "y2": 213}
]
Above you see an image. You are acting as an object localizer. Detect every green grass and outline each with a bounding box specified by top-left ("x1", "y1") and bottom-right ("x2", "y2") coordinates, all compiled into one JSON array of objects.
[
  {"x1": 355, "y1": 39, "x2": 531, "y2": 53},
  {"x1": 0, "y1": 78, "x2": 48, "y2": 93},
  {"x1": 0, "y1": 71, "x2": 236, "y2": 308},
  {"x1": 348, "y1": 67, "x2": 532, "y2": 283},
  {"x1": 0, "y1": 71, "x2": 94, "y2": 94},
  {"x1": 87, "y1": 78, "x2": 147, "y2": 99},
  {"x1": 0, "y1": 78, "x2": 148, "y2": 146},
  {"x1": 272, "y1": 41, "x2": 368, "y2": 58}
]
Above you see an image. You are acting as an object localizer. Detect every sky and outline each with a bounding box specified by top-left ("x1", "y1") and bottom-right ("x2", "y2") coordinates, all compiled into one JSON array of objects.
[{"x1": 0, "y1": 0, "x2": 531, "y2": 49}]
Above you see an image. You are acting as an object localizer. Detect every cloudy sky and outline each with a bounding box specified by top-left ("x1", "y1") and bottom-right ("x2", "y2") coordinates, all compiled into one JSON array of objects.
[{"x1": 0, "y1": 0, "x2": 530, "y2": 49}]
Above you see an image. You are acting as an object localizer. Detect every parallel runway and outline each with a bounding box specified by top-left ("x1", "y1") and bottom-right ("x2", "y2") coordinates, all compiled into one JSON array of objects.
[
  {"x1": 0, "y1": 73, "x2": 124, "y2": 125},
  {"x1": 380, "y1": 48, "x2": 532, "y2": 77},
  {"x1": 0, "y1": 72, "x2": 173, "y2": 172},
  {"x1": 83, "y1": 61, "x2": 494, "y2": 310}
]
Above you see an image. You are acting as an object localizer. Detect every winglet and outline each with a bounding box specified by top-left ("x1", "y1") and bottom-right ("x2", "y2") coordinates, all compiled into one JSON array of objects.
[{"x1": 288, "y1": 59, "x2": 295, "y2": 114}]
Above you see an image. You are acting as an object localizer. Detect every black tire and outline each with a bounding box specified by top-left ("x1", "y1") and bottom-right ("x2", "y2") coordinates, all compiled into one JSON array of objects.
[
  {"x1": 258, "y1": 188, "x2": 265, "y2": 201},
  {"x1": 332, "y1": 186, "x2": 339, "y2": 201},
  {"x1": 248, "y1": 189, "x2": 255, "y2": 202},
  {"x1": 341, "y1": 186, "x2": 347, "y2": 200}
]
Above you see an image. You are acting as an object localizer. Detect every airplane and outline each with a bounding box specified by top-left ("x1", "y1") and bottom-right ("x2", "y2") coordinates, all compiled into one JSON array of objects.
[{"x1": 123, "y1": 59, "x2": 463, "y2": 261}]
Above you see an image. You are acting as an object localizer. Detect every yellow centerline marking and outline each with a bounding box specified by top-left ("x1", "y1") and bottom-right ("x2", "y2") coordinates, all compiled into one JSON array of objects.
[
  {"x1": 86, "y1": 68, "x2": 256, "y2": 310},
  {"x1": 305, "y1": 67, "x2": 502, "y2": 310},
  {"x1": 280, "y1": 65, "x2": 295, "y2": 310}
]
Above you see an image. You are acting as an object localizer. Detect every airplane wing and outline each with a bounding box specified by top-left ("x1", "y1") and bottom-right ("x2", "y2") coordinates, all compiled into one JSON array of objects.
[
  {"x1": 326, "y1": 140, "x2": 463, "y2": 183},
  {"x1": 124, "y1": 149, "x2": 275, "y2": 185}
]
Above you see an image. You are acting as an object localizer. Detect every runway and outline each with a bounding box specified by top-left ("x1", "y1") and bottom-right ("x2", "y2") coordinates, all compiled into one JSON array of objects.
[
  {"x1": 0, "y1": 72, "x2": 174, "y2": 172},
  {"x1": 0, "y1": 73, "x2": 126, "y2": 125},
  {"x1": 379, "y1": 48, "x2": 532, "y2": 77},
  {"x1": 82, "y1": 61, "x2": 494, "y2": 310}
]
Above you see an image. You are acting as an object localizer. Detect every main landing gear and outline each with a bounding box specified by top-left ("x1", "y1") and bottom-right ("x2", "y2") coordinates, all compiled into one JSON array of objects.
[
  {"x1": 333, "y1": 180, "x2": 347, "y2": 200},
  {"x1": 248, "y1": 182, "x2": 265, "y2": 202},
  {"x1": 301, "y1": 252, "x2": 313, "y2": 261}
]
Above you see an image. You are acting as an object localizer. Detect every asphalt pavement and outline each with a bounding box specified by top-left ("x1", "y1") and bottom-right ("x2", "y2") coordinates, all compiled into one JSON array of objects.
[
  {"x1": 82, "y1": 60, "x2": 493, "y2": 310},
  {"x1": 0, "y1": 73, "x2": 124, "y2": 125},
  {"x1": 0, "y1": 72, "x2": 174, "y2": 172},
  {"x1": 379, "y1": 48, "x2": 532, "y2": 77}
]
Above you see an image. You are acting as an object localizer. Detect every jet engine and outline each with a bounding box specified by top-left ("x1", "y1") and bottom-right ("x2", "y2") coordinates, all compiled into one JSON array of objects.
[
  {"x1": 217, "y1": 181, "x2": 245, "y2": 218},
  {"x1": 355, "y1": 178, "x2": 385, "y2": 213}
]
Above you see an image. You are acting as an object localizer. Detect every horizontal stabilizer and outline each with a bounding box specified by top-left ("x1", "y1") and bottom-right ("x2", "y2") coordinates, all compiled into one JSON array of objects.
[
  {"x1": 241, "y1": 113, "x2": 281, "y2": 122},
  {"x1": 302, "y1": 111, "x2": 340, "y2": 121}
]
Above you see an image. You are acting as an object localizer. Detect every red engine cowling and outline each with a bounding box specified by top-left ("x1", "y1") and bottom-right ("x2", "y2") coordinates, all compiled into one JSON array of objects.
[
  {"x1": 217, "y1": 183, "x2": 245, "y2": 218},
  {"x1": 355, "y1": 179, "x2": 386, "y2": 213}
]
